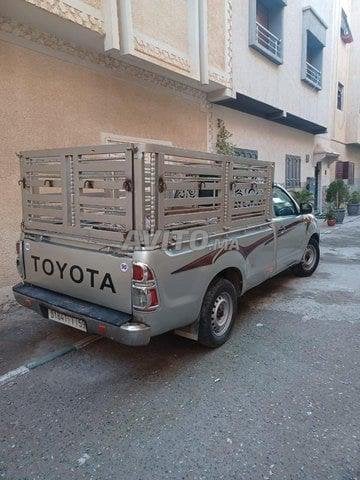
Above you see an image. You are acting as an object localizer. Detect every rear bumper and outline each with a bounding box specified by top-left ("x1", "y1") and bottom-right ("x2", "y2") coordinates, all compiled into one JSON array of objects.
[{"x1": 12, "y1": 283, "x2": 151, "y2": 346}]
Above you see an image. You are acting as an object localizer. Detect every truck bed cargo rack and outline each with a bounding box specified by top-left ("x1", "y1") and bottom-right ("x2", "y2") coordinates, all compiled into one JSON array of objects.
[{"x1": 18, "y1": 143, "x2": 274, "y2": 246}]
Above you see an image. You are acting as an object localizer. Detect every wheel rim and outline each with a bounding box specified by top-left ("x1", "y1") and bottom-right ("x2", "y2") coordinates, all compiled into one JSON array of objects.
[
  {"x1": 210, "y1": 292, "x2": 233, "y2": 336},
  {"x1": 301, "y1": 244, "x2": 317, "y2": 271}
]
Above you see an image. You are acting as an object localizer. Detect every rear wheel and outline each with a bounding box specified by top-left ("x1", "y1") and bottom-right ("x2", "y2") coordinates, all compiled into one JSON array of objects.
[
  {"x1": 292, "y1": 237, "x2": 320, "y2": 277},
  {"x1": 198, "y1": 278, "x2": 237, "y2": 348}
]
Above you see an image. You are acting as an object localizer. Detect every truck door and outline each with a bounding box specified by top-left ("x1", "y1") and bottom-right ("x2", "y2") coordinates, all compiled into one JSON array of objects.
[{"x1": 272, "y1": 186, "x2": 306, "y2": 272}]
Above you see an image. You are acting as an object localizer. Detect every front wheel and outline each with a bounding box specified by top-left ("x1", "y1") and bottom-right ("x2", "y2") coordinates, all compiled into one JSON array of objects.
[
  {"x1": 292, "y1": 237, "x2": 320, "y2": 277},
  {"x1": 198, "y1": 278, "x2": 237, "y2": 348}
]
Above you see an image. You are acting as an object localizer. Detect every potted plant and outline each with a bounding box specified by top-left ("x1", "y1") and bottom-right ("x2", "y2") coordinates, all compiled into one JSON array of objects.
[
  {"x1": 290, "y1": 188, "x2": 314, "y2": 207},
  {"x1": 347, "y1": 191, "x2": 360, "y2": 216},
  {"x1": 325, "y1": 204, "x2": 337, "y2": 226},
  {"x1": 325, "y1": 179, "x2": 349, "y2": 224}
]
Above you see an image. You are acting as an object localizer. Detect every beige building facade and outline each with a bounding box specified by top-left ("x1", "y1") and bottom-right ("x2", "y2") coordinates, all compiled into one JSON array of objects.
[{"x1": 0, "y1": 0, "x2": 359, "y2": 294}]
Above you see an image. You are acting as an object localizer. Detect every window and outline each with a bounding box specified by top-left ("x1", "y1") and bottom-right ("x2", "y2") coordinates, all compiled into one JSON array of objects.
[
  {"x1": 272, "y1": 187, "x2": 298, "y2": 217},
  {"x1": 285, "y1": 155, "x2": 301, "y2": 188},
  {"x1": 336, "y1": 161, "x2": 354, "y2": 185},
  {"x1": 249, "y1": 0, "x2": 287, "y2": 64},
  {"x1": 301, "y1": 7, "x2": 327, "y2": 90},
  {"x1": 337, "y1": 83, "x2": 344, "y2": 110},
  {"x1": 340, "y1": 9, "x2": 353, "y2": 44},
  {"x1": 305, "y1": 32, "x2": 323, "y2": 88}
]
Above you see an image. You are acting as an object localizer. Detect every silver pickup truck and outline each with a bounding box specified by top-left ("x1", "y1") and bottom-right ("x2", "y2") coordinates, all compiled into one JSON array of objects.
[{"x1": 13, "y1": 143, "x2": 319, "y2": 348}]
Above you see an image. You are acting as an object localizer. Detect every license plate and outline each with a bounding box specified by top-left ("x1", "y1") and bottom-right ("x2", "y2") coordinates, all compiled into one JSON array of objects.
[{"x1": 48, "y1": 310, "x2": 87, "y2": 332}]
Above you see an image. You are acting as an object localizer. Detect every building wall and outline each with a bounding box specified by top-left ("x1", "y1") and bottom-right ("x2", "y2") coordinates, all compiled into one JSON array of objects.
[
  {"x1": 232, "y1": 0, "x2": 332, "y2": 127},
  {"x1": 23, "y1": 0, "x2": 104, "y2": 34},
  {"x1": 0, "y1": 38, "x2": 208, "y2": 289},
  {"x1": 131, "y1": 0, "x2": 195, "y2": 77},
  {"x1": 345, "y1": 0, "x2": 360, "y2": 145},
  {"x1": 212, "y1": 105, "x2": 315, "y2": 185},
  {"x1": 329, "y1": 0, "x2": 352, "y2": 144},
  {"x1": 315, "y1": 0, "x2": 360, "y2": 185},
  {"x1": 101, "y1": 0, "x2": 232, "y2": 88}
]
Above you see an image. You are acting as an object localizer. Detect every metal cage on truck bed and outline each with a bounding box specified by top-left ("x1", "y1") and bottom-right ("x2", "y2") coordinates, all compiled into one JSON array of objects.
[{"x1": 18, "y1": 143, "x2": 274, "y2": 244}]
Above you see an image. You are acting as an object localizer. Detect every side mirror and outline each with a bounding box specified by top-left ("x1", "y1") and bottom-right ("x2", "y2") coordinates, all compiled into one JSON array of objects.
[{"x1": 300, "y1": 203, "x2": 313, "y2": 214}]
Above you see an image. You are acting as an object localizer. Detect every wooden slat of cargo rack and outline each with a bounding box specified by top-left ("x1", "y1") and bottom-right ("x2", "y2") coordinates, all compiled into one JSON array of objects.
[
  {"x1": 166, "y1": 197, "x2": 221, "y2": 208},
  {"x1": 24, "y1": 163, "x2": 61, "y2": 173},
  {"x1": 80, "y1": 180, "x2": 121, "y2": 190},
  {"x1": 232, "y1": 175, "x2": 268, "y2": 184},
  {"x1": 230, "y1": 193, "x2": 267, "y2": 203},
  {"x1": 26, "y1": 207, "x2": 63, "y2": 217},
  {"x1": 164, "y1": 164, "x2": 223, "y2": 175},
  {"x1": 24, "y1": 221, "x2": 65, "y2": 231},
  {"x1": 230, "y1": 181, "x2": 268, "y2": 189},
  {"x1": 28, "y1": 179, "x2": 62, "y2": 188},
  {"x1": 24, "y1": 193, "x2": 63, "y2": 203},
  {"x1": 165, "y1": 181, "x2": 222, "y2": 191},
  {"x1": 78, "y1": 196, "x2": 126, "y2": 207},
  {"x1": 231, "y1": 205, "x2": 267, "y2": 216},
  {"x1": 163, "y1": 208, "x2": 222, "y2": 223},
  {"x1": 79, "y1": 212, "x2": 126, "y2": 224},
  {"x1": 78, "y1": 161, "x2": 127, "y2": 172}
]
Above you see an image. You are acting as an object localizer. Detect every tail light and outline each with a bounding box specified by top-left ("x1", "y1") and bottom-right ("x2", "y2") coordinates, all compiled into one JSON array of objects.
[
  {"x1": 132, "y1": 263, "x2": 154, "y2": 282},
  {"x1": 132, "y1": 262, "x2": 159, "y2": 311}
]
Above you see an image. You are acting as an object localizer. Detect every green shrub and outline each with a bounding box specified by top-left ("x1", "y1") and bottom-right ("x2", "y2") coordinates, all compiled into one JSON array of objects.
[
  {"x1": 325, "y1": 180, "x2": 349, "y2": 208},
  {"x1": 216, "y1": 119, "x2": 234, "y2": 155},
  {"x1": 348, "y1": 191, "x2": 360, "y2": 204},
  {"x1": 290, "y1": 189, "x2": 314, "y2": 205}
]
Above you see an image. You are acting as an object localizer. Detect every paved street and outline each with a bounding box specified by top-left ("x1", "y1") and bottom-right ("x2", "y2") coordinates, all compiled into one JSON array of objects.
[{"x1": 1, "y1": 219, "x2": 359, "y2": 480}]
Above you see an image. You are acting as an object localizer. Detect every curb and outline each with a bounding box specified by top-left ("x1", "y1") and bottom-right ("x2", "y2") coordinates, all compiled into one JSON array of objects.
[{"x1": 0, "y1": 335, "x2": 100, "y2": 386}]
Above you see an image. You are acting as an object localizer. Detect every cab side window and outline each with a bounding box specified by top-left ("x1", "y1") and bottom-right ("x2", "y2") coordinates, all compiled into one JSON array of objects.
[{"x1": 273, "y1": 187, "x2": 298, "y2": 217}]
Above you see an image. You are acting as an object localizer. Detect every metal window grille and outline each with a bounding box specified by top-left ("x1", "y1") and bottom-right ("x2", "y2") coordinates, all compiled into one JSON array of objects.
[
  {"x1": 256, "y1": 22, "x2": 281, "y2": 57},
  {"x1": 306, "y1": 62, "x2": 322, "y2": 88},
  {"x1": 233, "y1": 148, "x2": 258, "y2": 160},
  {"x1": 285, "y1": 155, "x2": 301, "y2": 188}
]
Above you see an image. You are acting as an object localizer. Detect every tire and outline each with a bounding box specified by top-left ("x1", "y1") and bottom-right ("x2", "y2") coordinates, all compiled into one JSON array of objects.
[
  {"x1": 292, "y1": 236, "x2": 320, "y2": 277},
  {"x1": 198, "y1": 278, "x2": 237, "y2": 348}
]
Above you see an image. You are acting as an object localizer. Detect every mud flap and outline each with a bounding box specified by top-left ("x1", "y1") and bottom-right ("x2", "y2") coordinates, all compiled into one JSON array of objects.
[{"x1": 174, "y1": 319, "x2": 199, "y2": 341}]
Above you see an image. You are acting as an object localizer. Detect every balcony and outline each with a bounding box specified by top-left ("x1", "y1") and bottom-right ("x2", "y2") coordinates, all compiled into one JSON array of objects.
[
  {"x1": 256, "y1": 22, "x2": 282, "y2": 58},
  {"x1": 301, "y1": 9, "x2": 327, "y2": 92},
  {"x1": 248, "y1": 0, "x2": 286, "y2": 64},
  {"x1": 305, "y1": 61, "x2": 322, "y2": 89}
]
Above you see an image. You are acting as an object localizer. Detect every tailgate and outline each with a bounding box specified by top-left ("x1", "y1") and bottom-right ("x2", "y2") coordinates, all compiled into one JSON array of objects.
[{"x1": 23, "y1": 240, "x2": 133, "y2": 313}]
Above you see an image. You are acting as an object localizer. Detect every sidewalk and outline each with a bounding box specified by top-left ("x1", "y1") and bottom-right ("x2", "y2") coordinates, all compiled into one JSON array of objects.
[{"x1": 320, "y1": 213, "x2": 360, "y2": 234}]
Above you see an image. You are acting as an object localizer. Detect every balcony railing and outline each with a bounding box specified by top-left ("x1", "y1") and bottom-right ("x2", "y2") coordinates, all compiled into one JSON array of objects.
[
  {"x1": 256, "y1": 22, "x2": 281, "y2": 58},
  {"x1": 306, "y1": 61, "x2": 322, "y2": 88}
]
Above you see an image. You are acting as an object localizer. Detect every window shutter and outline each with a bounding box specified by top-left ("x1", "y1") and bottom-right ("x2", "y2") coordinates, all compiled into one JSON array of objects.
[
  {"x1": 343, "y1": 162, "x2": 354, "y2": 185},
  {"x1": 348, "y1": 162, "x2": 354, "y2": 185},
  {"x1": 335, "y1": 161, "x2": 344, "y2": 179}
]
